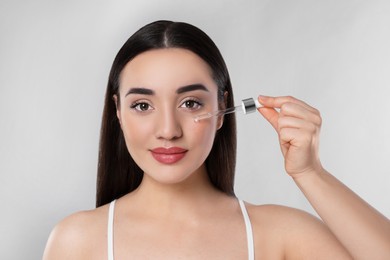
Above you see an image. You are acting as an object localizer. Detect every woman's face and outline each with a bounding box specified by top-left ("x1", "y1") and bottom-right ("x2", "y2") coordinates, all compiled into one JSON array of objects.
[{"x1": 116, "y1": 48, "x2": 223, "y2": 184}]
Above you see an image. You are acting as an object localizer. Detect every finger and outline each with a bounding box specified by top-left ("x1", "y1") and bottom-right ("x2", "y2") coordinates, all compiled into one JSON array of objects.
[
  {"x1": 280, "y1": 103, "x2": 322, "y2": 126},
  {"x1": 279, "y1": 127, "x2": 313, "y2": 149},
  {"x1": 277, "y1": 116, "x2": 305, "y2": 131},
  {"x1": 278, "y1": 127, "x2": 310, "y2": 159},
  {"x1": 278, "y1": 127, "x2": 302, "y2": 157},
  {"x1": 278, "y1": 116, "x2": 319, "y2": 137},
  {"x1": 258, "y1": 106, "x2": 279, "y2": 131},
  {"x1": 258, "y1": 95, "x2": 318, "y2": 114}
]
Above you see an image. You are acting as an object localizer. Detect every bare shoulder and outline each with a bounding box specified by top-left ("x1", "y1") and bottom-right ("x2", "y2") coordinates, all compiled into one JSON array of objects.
[
  {"x1": 43, "y1": 205, "x2": 108, "y2": 260},
  {"x1": 245, "y1": 203, "x2": 352, "y2": 259},
  {"x1": 246, "y1": 203, "x2": 324, "y2": 228}
]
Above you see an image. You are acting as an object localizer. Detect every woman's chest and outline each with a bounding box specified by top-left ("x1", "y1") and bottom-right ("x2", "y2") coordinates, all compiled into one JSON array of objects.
[{"x1": 111, "y1": 217, "x2": 249, "y2": 259}]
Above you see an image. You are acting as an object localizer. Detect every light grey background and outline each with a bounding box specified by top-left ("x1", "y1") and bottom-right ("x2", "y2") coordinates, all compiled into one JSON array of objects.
[{"x1": 1, "y1": 0, "x2": 389, "y2": 259}]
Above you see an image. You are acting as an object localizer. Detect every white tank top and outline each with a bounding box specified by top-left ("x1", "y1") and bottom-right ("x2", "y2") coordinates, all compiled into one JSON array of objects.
[{"x1": 107, "y1": 199, "x2": 254, "y2": 260}]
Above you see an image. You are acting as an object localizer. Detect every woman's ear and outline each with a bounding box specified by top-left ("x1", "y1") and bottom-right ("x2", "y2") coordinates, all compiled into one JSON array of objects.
[
  {"x1": 113, "y1": 94, "x2": 122, "y2": 126},
  {"x1": 216, "y1": 91, "x2": 229, "y2": 130}
]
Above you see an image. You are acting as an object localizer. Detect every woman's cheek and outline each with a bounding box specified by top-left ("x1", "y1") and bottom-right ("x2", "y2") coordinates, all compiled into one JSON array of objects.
[
  {"x1": 188, "y1": 118, "x2": 218, "y2": 147},
  {"x1": 123, "y1": 117, "x2": 154, "y2": 144}
]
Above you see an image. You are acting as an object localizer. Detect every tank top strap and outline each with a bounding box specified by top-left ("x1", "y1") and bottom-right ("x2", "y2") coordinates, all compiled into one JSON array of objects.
[
  {"x1": 238, "y1": 199, "x2": 255, "y2": 260},
  {"x1": 107, "y1": 200, "x2": 116, "y2": 260},
  {"x1": 107, "y1": 199, "x2": 253, "y2": 259}
]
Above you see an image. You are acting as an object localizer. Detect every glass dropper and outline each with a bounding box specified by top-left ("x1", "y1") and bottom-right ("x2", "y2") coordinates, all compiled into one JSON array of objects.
[{"x1": 194, "y1": 97, "x2": 262, "y2": 122}]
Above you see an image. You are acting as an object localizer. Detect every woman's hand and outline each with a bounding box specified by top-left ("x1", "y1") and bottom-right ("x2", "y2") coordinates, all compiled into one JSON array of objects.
[
  {"x1": 257, "y1": 95, "x2": 324, "y2": 178},
  {"x1": 258, "y1": 95, "x2": 390, "y2": 258}
]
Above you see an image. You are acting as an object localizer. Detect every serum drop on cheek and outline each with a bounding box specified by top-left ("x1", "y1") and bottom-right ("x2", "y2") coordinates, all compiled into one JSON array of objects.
[{"x1": 193, "y1": 97, "x2": 262, "y2": 122}]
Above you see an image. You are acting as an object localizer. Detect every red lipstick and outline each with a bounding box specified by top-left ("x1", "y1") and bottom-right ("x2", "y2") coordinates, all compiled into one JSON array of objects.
[{"x1": 150, "y1": 147, "x2": 188, "y2": 164}]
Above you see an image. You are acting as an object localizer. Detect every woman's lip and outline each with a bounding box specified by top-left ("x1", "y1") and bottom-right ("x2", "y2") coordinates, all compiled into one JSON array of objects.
[
  {"x1": 150, "y1": 147, "x2": 187, "y2": 164},
  {"x1": 151, "y1": 147, "x2": 187, "y2": 154}
]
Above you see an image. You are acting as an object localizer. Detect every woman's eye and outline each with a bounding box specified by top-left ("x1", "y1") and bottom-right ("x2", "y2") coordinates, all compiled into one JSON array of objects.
[
  {"x1": 130, "y1": 102, "x2": 152, "y2": 112},
  {"x1": 181, "y1": 99, "x2": 202, "y2": 110}
]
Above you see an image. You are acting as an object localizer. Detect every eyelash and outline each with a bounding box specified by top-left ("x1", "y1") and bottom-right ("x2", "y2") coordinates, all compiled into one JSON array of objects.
[
  {"x1": 180, "y1": 98, "x2": 203, "y2": 111},
  {"x1": 129, "y1": 98, "x2": 204, "y2": 113},
  {"x1": 130, "y1": 101, "x2": 153, "y2": 112}
]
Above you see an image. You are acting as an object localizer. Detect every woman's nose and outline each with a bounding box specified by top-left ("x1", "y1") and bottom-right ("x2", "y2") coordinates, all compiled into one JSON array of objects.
[{"x1": 155, "y1": 110, "x2": 183, "y2": 140}]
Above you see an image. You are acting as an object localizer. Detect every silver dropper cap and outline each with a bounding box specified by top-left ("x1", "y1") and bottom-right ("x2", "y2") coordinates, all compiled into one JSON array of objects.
[{"x1": 242, "y1": 98, "x2": 261, "y2": 114}]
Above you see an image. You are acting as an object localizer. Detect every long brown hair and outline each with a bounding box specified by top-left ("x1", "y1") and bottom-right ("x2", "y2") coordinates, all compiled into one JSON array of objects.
[{"x1": 96, "y1": 20, "x2": 237, "y2": 207}]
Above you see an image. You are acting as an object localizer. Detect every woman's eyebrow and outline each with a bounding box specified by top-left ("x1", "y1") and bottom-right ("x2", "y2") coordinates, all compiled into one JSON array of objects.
[
  {"x1": 125, "y1": 88, "x2": 155, "y2": 97},
  {"x1": 124, "y1": 84, "x2": 208, "y2": 97},
  {"x1": 176, "y1": 84, "x2": 209, "y2": 94}
]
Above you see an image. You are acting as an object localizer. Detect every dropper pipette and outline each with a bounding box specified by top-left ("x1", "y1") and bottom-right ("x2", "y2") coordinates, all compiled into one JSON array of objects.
[{"x1": 194, "y1": 97, "x2": 262, "y2": 122}]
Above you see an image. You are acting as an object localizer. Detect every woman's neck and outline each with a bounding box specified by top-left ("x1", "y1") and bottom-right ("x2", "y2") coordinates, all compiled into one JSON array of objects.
[{"x1": 122, "y1": 164, "x2": 231, "y2": 220}]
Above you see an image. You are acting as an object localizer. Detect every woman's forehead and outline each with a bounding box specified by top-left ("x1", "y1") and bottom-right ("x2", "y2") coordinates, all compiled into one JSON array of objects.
[{"x1": 119, "y1": 48, "x2": 217, "y2": 94}]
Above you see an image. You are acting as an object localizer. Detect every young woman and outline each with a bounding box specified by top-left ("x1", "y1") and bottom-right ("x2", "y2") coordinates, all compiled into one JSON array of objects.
[{"x1": 43, "y1": 20, "x2": 390, "y2": 259}]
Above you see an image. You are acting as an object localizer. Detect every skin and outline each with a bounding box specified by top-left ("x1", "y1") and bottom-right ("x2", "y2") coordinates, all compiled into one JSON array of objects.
[
  {"x1": 43, "y1": 48, "x2": 390, "y2": 259},
  {"x1": 258, "y1": 96, "x2": 390, "y2": 259}
]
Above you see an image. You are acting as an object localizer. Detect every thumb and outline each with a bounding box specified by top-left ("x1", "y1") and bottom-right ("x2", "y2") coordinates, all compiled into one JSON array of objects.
[{"x1": 257, "y1": 96, "x2": 279, "y2": 131}]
